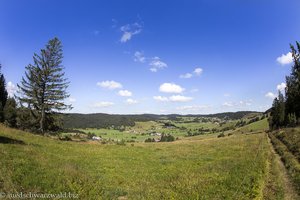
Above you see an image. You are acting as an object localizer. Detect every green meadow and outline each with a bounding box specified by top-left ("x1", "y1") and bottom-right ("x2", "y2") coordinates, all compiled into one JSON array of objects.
[{"x1": 0, "y1": 119, "x2": 296, "y2": 199}]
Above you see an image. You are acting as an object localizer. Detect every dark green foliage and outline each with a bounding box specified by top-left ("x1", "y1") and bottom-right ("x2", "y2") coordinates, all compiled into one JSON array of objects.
[
  {"x1": 3, "y1": 97, "x2": 17, "y2": 127},
  {"x1": 0, "y1": 64, "x2": 8, "y2": 122},
  {"x1": 269, "y1": 41, "x2": 300, "y2": 129},
  {"x1": 16, "y1": 107, "x2": 39, "y2": 131},
  {"x1": 62, "y1": 113, "x2": 136, "y2": 129},
  {"x1": 145, "y1": 138, "x2": 155, "y2": 142},
  {"x1": 218, "y1": 133, "x2": 225, "y2": 138},
  {"x1": 17, "y1": 37, "x2": 71, "y2": 133},
  {"x1": 87, "y1": 132, "x2": 96, "y2": 139},
  {"x1": 287, "y1": 113, "x2": 297, "y2": 127},
  {"x1": 285, "y1": 42, "x2": 300, "y2": 120},
  {"x1": 160, "y1": 133, "x2": 175, "y2": 142}
]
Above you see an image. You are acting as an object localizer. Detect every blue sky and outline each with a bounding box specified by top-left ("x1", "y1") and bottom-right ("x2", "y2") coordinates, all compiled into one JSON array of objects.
[{"x1": 0, "y1": 0, "x2": 299, "y2": 114}]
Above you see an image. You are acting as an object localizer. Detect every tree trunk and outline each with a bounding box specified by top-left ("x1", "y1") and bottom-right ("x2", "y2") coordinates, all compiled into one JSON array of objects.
[{"x1": 40, "y1": 107, "x2": 45, "y2": 134}]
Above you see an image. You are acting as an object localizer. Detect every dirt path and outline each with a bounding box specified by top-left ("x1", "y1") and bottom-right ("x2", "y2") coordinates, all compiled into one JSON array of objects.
[{"x1": 265, "y1": 135, "x2": 299, "y2": 200}]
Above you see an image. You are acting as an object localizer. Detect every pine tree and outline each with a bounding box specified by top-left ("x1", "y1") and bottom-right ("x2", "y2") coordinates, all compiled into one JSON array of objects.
[
  {"x1": 285, "y1": 41, "x2": 300, "y2": 120},
  {"x1": 17, "y1": 37, "x2": 71, "y2": 133},
  {"x1": 4, "y1": 97, "x2": 17, "y2": 127},
  {"x1": 0, "y1": 64, "x2": 8, "y2": 122}
]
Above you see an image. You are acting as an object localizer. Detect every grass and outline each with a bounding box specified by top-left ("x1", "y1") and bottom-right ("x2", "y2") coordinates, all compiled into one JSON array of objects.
[
  {"x1": 0, "y1": 124, "x2": 271, "y2": 199},
  {"x1": 268, "y1": 130, "x2": 300, "y2": 195}
]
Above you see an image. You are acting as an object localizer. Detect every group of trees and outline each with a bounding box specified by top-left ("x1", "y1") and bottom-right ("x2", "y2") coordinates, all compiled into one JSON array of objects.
[
  {"x1": 0, "y1": 64, "x2": 17, "y2": 127},
  {"x1": 269, "y1": 41, "x2": 300, "y2": 129},
  {"x1": 0, "y1": 37, "x2": 71, "y2": 134}
]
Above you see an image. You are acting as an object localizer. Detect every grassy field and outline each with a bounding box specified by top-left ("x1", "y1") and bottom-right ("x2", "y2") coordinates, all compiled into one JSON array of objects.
[{"x1": 0, "y1": 124, "x2": 274, "y2": 199}]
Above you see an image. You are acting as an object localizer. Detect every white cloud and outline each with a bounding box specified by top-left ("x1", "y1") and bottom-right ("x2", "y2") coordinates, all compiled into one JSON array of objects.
[
  {"x1": 68, "y1": 97, "x2": 76, "y2": 103},
  {"x1": 126, "y1": 98, "x2": 138, "y2": 105},
  {"x1": 6, "y1": 81, "x2": 17, "y2": 97},
  {"x1": 97, "y1": 80, "x2": 122, "y2": 90},
  {"x1": 153, "y1": 95, "x2": 193, "y2": 102},
  {"x1": 169, "y1": 95, "x2": 193, "y2": 102},
  {"x1": 194, "y1": 68, "x2": 203, "y2": 76},
  {"x1": 153, "y1": 96, "x2": 169, "y2": 102},
  {"x1": 118, "y1": 90, "x2": 132, "y2": 97},
  {"x1": 93, "y1": 101, "x2": 114, "y2": 108},
  {"x1": 222, "y1": 100, "x2": 252, "y2": 107},
  {"x1": 276, "y1": 52, "x2": 293, "y2": 65},
  {"x1": 277, "y1": 82, "x2": 286, "y2": 92},
  {"x1": 120, "y1": 23, "x2": 142, "y2": 43},
  {"x1": 180, "y1": 67, "x2": 203, "y2": 78},
  {"x1": 265, "y1": 92, "x2": 276, "y2": 99},
  {"x1": 134, "y1": 51, "x2": 146, "y2": 63},
  {"x1": 159, "y1": 83, "x2": 184, "y2": 93},
  {"x1": 149, "y1": 57, "x2": 167, "y2": 72},
  {"x1": 179, "y1": 73, "x2": 193, "y2": 79},
  {"x1": 177, "y1": 105, "x2": 210, "y2": 111},
  {"x1": 222, "y1": 102, "x2": 234, "y2": 107}
]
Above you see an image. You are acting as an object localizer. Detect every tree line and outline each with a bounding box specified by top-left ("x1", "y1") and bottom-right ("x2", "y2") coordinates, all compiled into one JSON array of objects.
[
  {"x1": 0, "y1": 37, "x2": 71, "y2": 134},
  {"x1": 269, "y1": 41, "x2": 300, "y2": 129}
]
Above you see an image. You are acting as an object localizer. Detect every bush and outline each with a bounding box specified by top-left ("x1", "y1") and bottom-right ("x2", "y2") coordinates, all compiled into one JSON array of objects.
[
  {"x1": 87, "y1": 132, "x2": 96, "y2": 139},
  {"x1": 145, "y1": 138, "x2": 155, "y2": 142},
  {"x1": 160, "y1": 134, "x2": 175, "y2": 142},
  {"x1": 116, "y1": 139, "x2": 126, "y2": 146},
  {"x1": 217, "y1": 133, "x2": 225, "y2": 138},
  {"x1": 59, "y1": 135, "x2": 72, "y2": 141}
]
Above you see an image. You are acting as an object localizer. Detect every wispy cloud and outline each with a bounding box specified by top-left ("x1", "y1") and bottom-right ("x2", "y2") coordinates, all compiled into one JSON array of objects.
[
  {"x1": 153, "y1": 96, "x2": 169, "y2": 102},
  {"x1": 179, "y1": 67, "x2": 203, "y2": 78},
  {"x1": 134, "y1": 51, "x2": 146, "y2": 63},
  {"x1": 118, "y1": 90, "x2": 132, "y2": 97},
  {"x1": 265, "y1": 92, "x2": 276, "y2": 99},
  {"x1": 149, "y1": 57, "x2": 167, "y2": 72},
  {"x1": 97, "y1": 80, "x2": 122, "y2": 90},
  {"x1": 120, "y1": 22, "x2": 142, "y2": 43},
  {"x1": 169, "y1": 95, "x2": 193, "y2": 102},
  {"x1": 222, "y1": 100, "x2": 252, "y2": 107},
  {"x1": 93, "y1": 101, "x2": 114, "y2": 108},
  {"x1": 276, "y1": 52, "x2": 293, "y2": 65},
  {"x1": 159, "y1": 83, "x2": 184, "y2": 93},
  {"x1": 179, "y1": 73, "x2": 193, "y2": 79},
  {"x1": 194, "y1": 68, "x2": 203, "y2": 76},
  {"x1": 126, "y1": 98, "x2": 138, "y2": 105},
  {"x1": 153, "y1": 95, "x2": 193, "y2": 102},
  {"x1": 176, "y1": 105, "x2": 210, "y2": 111}
]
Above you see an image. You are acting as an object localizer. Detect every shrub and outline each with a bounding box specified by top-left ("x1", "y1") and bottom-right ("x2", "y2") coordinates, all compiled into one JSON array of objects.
[
  {"x1": 116, "y1": 139, "x2": 126, "y2": 146},
  {"x1": 145, "y1": 138, "x2": 154, "y2": 142},
  {"x1": 59, "y1": 135, "x2": 72, "y2": 141},
  {"x1": 217, "y1": 133, "x2": 225, "y2": 138},
  {"x1": 160, "y1": 134, "x2": 175, "y2": 142}
]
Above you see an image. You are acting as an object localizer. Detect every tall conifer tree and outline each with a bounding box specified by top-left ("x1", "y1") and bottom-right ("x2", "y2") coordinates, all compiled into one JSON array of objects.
[{"x1": 17, "y1": 38, "x2": 71, "y2": 133}]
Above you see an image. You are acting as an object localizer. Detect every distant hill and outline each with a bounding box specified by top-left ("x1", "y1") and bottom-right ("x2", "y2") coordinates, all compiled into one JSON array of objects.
[{"x1": 61, "y1": 111, "x2": 262, "y2": 129}]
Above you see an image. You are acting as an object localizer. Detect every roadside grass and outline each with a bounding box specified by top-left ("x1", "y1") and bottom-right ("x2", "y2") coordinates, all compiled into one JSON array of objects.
[
  {"x1": 0, "y1": 124, "x2": 270, "y2": 199},
  {"x1": 268, "y1": 131, "x2": 300, "y2": 195}
]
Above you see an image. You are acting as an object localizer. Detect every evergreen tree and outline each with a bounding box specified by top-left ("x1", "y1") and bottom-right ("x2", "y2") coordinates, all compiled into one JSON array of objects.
[
  {"x1": 17, "y1": 37, "x2": 71, "y2": 133},
  {"x1": 278, "y1": 90, "x2": 285, "y2": 126},
  {"x1": 0, "y1": 64, "x2": 8, "y2": 122},
  {"x1": 4, "y1": 97, "x2": 17, "y2": 127},
  {"x1": 269, "y1": 91, "x2": 286, "y2": 129},
  {"x1": 285, "y1": 41, "x2": 300, "y2": 120}
]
